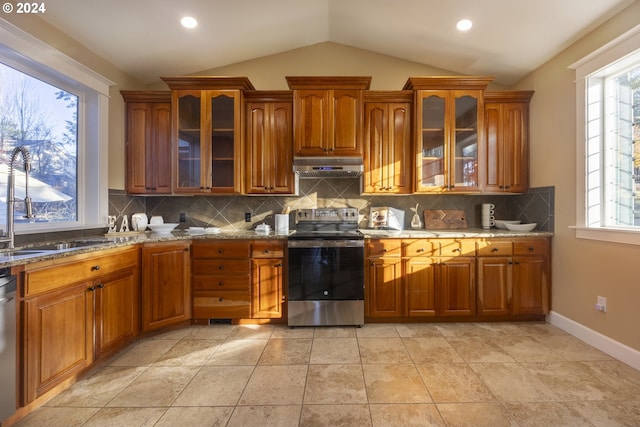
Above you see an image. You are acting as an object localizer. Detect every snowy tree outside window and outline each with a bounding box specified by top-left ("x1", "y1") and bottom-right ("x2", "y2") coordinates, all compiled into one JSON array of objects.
[{"x1": 0, "y1": 62, "x2": 78, "y2": 228}]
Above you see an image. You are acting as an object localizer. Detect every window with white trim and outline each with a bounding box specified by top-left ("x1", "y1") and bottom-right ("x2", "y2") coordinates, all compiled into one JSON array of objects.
[
  {"x1": 573, "y1": 25, "x2": 640, "y2": 244},
  {"x1": 585, "y1": 52, "x2": 640, "y2": 228},
  {"x1": 0, "y1": 20, "x2": 112, "y2": 235}
]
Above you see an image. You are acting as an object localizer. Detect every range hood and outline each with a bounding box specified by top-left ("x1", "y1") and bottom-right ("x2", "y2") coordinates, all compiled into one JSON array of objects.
[{"x1": 293, "y1": 157, "x2": 363, "y2": 178}]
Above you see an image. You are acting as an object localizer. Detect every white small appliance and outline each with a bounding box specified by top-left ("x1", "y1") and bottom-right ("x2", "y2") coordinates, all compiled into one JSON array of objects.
[{"x1": 369, "y1": 207, "x2": 404, "y2": 231}]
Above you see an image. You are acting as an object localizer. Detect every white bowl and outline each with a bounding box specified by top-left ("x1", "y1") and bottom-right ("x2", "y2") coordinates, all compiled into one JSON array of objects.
[
  {"x1": 149, "y1": 215, "x2": 164, "y2": 225},
  {"x1": 505, "y1": 222, "x2": 537, "y2": 232},
  {"x1": 147, "y1": 223, "x2": 179, "y2": 234},
  {"x1": 494, "y1": 219, "x2": 521, "y2": 229}
]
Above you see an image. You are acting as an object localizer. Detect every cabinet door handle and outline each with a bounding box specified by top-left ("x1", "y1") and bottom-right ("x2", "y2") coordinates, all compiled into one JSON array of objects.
[
  {"x1": 274, "y1": 263, "x2": 282, "y2": 267},
  {"x1": 417, "y1": 248, "x2": 425, "y2": 253},
  {"x1": 218, "y1": 281, "x2": 224, "y2": 286},
  {"x1": 218, "y1": 297, "x2": 224, "y2": 302},
  {"x1": 264, "y1": 249, "x2": 270, "y2": 254},
  {"x1": 91, "y1": 265, "x2": 100, "y2": 271},
  {"x1": 528, "y1": 247, "x2": 535, "y2": 251},
  {"x1": 218, "y1": 265, "x2": 224, "y2": 270},
  {"x1": 97, "y1": 283, "x2": 104, "y2": 289},
  {"x1": 87, "y1": 286, "x2": 95, "y2": 291},
  {"x1": 452, "y1": 248, "x2": 461, "y2": 253},
  {"x1": 218, "y1": 249, "x2": 224, "y2": 254},
  {"x1": 492, "y1": 248, "x2": 499, "y2": 252}
]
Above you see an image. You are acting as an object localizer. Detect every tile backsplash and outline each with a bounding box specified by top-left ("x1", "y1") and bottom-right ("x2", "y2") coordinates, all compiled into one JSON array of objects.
[{"x1": 109, "y1": 181, "x2": 554, "y2": 232}]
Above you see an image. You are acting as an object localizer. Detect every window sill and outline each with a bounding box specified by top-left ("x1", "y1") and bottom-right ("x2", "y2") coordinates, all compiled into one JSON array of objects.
[{"x1": 571, "y1": 226, "x2": 640, "y2": 246}]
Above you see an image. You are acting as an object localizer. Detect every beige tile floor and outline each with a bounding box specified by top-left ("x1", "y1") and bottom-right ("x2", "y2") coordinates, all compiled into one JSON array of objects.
[{"x1": 14, "y1": 322, "x2": 640, "y2": 427}]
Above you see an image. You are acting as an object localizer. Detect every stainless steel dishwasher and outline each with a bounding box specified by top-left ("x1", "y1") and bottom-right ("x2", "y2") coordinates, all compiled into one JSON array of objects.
[{"x1": 0, "y1": 270, "x2": 16, "y2": 423}]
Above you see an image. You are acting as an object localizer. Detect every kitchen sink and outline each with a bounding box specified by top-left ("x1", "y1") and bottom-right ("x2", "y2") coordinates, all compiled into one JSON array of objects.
[
  {"x1": 0, "y1": 239, "x2": 114, "y2": 261},
  {"x1": 28, "y1": 240, "x2": 113, "y2": 251},
  {"x1": 2, "y1": 249, "x2": 52, "y2": 256}
]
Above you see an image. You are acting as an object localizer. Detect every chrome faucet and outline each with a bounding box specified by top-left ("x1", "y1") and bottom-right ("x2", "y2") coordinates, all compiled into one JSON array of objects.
[{"x1": 4, "y1": 146, "x2": 35, "y2": 249}]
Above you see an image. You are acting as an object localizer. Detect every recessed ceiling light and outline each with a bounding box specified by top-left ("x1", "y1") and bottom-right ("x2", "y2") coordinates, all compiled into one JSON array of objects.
[
  {"x1": 456, "y1": 19, "x2": 473, "y2": 32},
  {"x1": 181, "y1": 16, "x2": 198, "y2": 29}
]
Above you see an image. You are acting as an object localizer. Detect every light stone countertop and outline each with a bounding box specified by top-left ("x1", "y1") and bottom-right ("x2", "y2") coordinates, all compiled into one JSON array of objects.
[
  {"x1": 0, "y1": 228, "x2": 552, "y2": 268},
  {"x1": 359, "y1": 228, "x2": 553, "y2": 239}
]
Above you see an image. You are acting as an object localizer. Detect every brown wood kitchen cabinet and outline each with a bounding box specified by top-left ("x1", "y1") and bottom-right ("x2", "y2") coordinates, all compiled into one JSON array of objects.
[
  {"x1": 366, "y1": 239, "x2": 403, "y2": 317},
  {"x1": 476, "y1": 238, "x2": 550, "y2": 317},
  {"x1": 191, "y1": 240, "x2": 251, "y2": 320},
  {"x1": 404, "y1": 76, "x2": 493, "y2": 193},
  {"x1": 286, "y1": 76, "x2": 371, "y2": 157},
  {"x1": 251, "y1": 240, "x2": 285, "y2": 319},
  {"x1": 403, "y1": 239, "x2": 438, "y2": 317},
  {"x1": 141, "y1": 241, "x2": 191, "y2": 332},
  {"x1": 512, "y1": 238, "x2": 550, "y2": 315},
  {"x1": 162, "y1": 77, "x2": 255, "y2": 194},
  {"x1": 367, "y1": 238, "x2": 476, "y2": 320},
  {"x1": 245, "y1": 91, "x2": 296, "y2": 194},
  {"x1": 19, "y1": 246, "x2": 139, "y2": 404},
  {"x1": 434, "y1": 239, "x2": 476, "y2": 317},
  {"x1": 483, "y1": 91, "x2": 533, "y2": 193},
  {"x1": 363, "y1": 91, "x2": 413, "y2": 194},
  {"x1": 476, "y1": 239, "x2": 513, "y2": 316},
  {"x1": 121, "y1": 91, "x2": 172, "y2": 194}
]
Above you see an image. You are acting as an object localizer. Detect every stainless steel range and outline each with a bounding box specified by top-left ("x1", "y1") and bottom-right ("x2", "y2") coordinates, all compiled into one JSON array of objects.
[{"x1": 287, "y1": 208, "x2": 364, "y2": 327}]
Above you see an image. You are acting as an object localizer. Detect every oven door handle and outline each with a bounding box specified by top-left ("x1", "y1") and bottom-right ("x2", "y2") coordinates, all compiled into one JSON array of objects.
[{"x1": 288, "y1": 240, "x2": 364, "y2": 248}]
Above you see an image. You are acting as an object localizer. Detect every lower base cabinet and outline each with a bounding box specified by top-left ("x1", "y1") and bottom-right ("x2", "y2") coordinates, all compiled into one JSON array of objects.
[
  {"x1": 368, "y1": 257, "x2": 404, "y2": 317},
  {"x1": 141, "y1": 241, "x2": 191, "y2": 331},
  {"x1": 191, "y1": 240, "x2": 251, "y2": 319},
  {"x1": 367, "y1": 237, "x2": 550, "y2": 321},
  {"x1": 251, "y1": 240, "x2": 285, "y2": 319},
  {"x1": 437, "y1": 256, "x2": 476, "y2": 316},
  {"x1": 191, "y1": 239, "x2": 286, "y2": 320},
  {"x1": 19, "y1": 246, "x2": 139, "y2": 404},
  {"x1": 477, "y1": 238, "x2": 550, "y2": 317}
]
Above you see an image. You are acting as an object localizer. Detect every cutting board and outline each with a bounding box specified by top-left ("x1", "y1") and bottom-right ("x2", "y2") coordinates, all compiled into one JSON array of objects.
[{"x1": 423, "y1": 209, "x2": 467, "y2": 229}]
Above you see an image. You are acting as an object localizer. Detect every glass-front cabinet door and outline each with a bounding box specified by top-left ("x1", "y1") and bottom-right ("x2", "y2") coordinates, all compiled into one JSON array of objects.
[
  {"x1": 210, "y1": 93, "x2": 237, "y2": 191},
  {"x1": 453, "y1": 91, "x2": 480, "y2": 190},
  {"x1": 419, "y1": 91, "x2": 447, "y2": 189},
  {"x1": 173, "y1": 90, "x2": 242, "y2": 193},
  {"x1": 405, "y1": 76, "x2": 492, "y2": 194},
  {"x1": 175, "y1": 91, "x2": 203, "y2": 191},
  {"x1": 415, "y1": 89, "x2": 483, "y2": 192}
]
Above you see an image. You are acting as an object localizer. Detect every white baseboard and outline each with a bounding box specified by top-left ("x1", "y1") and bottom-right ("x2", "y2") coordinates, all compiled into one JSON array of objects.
[{"x1": 547, "y1": 311, "x2": 640, "y2": 371}]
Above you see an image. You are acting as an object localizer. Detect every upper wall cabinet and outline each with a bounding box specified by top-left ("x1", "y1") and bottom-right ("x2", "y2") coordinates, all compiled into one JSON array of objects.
[
  {"x1": 245, "y1": 91, "x2": 296, "y2": 195},
  {"x1": 121, "y1": 91, "x2": 172, "y2": 194},
  {"x1": 404, "y1": 76, "x2": 493, "y2": 193},
  {"x1": 363, "y1": 91, "x2": 413, "y2": 194},
  {"x1": 162, "y1": 77, "x2": 255, "y2": 194},
  {"x1": 286, "y1": 76, "x2": 371, "y2": 157},
  {"x1": 483, "y1": 91, "x2": 534, "y2": 193}
]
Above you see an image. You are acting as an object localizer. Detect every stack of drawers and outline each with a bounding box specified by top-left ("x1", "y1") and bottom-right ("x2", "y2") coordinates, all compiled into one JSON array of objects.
[{"x1": 191, "y1": 240, "x2": 251, "y2": 319}]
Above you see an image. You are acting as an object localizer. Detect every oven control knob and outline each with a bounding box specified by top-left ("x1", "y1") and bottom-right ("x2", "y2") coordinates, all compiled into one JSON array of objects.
[{"x1": 323, "y1": 290, "x2": 329, "y2": 296}]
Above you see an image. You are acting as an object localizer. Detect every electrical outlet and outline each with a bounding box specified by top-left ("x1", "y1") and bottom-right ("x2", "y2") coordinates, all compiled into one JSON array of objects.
[
  {"x1": 179, "y1": 212, "x2": 186, "y2": 222},
  {"x1": 245, "y1": 212, "x2": 251, "y2": 222},
  {"x1": 595, "y1": 295, "x2": 607, "y2": 312}
]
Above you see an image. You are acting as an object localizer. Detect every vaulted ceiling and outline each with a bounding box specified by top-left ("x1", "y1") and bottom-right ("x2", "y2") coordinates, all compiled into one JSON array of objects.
[{"x1": 39, "y1": 0, "x2": 633, "y2": 85}]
